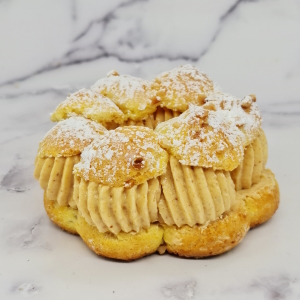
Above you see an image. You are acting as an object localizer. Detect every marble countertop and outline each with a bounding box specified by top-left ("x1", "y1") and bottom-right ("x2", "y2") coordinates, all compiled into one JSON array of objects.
[{"x1": 1, "y1": 0, "x2": 300, "y2": 299}]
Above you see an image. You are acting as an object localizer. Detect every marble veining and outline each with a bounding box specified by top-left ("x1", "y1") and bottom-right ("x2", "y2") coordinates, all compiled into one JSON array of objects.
[
  {"x1": 0, "y1": 0, "x2": 300, "y2": 299},
  {"x1": 0, "y1": 0, "x2": 243, "y2": 87},
  {"x1": 7, "y1": 216, "x2": 52, "y2": 251},
  {"x1": 162, "y1": 280, "x2": 196, "y2": 300},
  {"x1": 249, "y1": 275, "x2": 297, "y2": 300}
]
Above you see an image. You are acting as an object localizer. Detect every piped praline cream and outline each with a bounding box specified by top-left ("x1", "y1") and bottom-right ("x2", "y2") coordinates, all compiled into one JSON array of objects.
[{"x1": 73, "y1": 126, "x2": 169, "y2": 234}]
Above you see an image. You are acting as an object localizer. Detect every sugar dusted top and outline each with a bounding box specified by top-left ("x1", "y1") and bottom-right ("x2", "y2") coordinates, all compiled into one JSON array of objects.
[
  {"x1": 155, "y1": 105, "x2": 248, "y2": 171},
  {"x1": 74, "y1": 126, "x2": 169, "y2": 187},
  {"x1": 203, "y1": 92, "x2": 261, "y2": 145},
  {"x1": 39, "y1": 117, "x2": 107, "y2": 158},
  {"x1": 154, "y1": 64, "x2": 216, "y2": 112},
  {"x1": 91, "y1": 71, "x2": 160, "y2": 121},
  {"x1": 50, "y1": 88, "x2": 125, "y2": 125}
]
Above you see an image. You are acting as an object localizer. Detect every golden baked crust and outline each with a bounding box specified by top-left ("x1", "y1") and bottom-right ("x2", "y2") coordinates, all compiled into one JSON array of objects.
[
  {"x1": 76, "y1": 214, "x2": 164, "y2": 261},
  {"x1": 39, "y1": 117, "x2": 106, "y2": 157},
  {"x1": 203, "y1": 92, "x2": 262, "y2": 146},
  {"x1": 44, "y1": 193, "x2": 78, "y2": 235},
  {"x1": 74, "y1": 126, "x2": 168, "y2": 187},
  {"x1": 155, "y1": 105, "x2": 245, "y2": 170},
  {"x1": 237, "y1": 169, "x2": 279, "y2": 228},
  {"x1": 163, "y1": 200, "x2": 249, "y2": 257},
  {"x1": 50, "y1": 88, "x2": 125, "y2": 125},
  {"x1": 92, "y1": 71, "x2": 160, "y2": 121},
  {"x1": 154, "y1": 64, "x2": 215, "y2": 112}
]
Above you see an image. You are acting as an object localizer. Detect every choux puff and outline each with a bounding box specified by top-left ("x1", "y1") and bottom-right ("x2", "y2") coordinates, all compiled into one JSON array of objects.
[
  {"x1": 73, "y1": 126, "x2": 169, "y2": 260},
  {"x1": 50, "y1": 88, "x2": 125, "y2": 129},
  {"x1": 145, "y1": 64, "x2": 217, "y2": 129},
  {"x1": 34, "y1": 117, "x2": 107, "y2": 234},
  {"x1": 91, "y1": 70, "x2": 161, "y2": 128},
  {"x1": 155, "y1": 104, "x2": 251, "y2": 257},
  {"x1": 202, "y1": 92, "x2": 279, "y2": 228}
]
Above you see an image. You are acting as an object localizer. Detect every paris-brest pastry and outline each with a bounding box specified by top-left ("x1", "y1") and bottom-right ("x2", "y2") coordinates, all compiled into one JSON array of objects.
[{"x1": 33, "y1": 65, "x2": 279, "y2": 260}]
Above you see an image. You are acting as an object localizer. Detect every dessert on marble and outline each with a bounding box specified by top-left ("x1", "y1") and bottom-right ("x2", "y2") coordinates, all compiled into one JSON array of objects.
[{"x1": 33, "y1": 64, "x2": 279, "y2": 260}]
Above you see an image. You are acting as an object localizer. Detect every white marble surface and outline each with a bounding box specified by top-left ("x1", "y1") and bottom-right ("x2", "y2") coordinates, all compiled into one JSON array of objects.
[{"x1": 1, "y1": 0, "x2": 300, "y2": 299}]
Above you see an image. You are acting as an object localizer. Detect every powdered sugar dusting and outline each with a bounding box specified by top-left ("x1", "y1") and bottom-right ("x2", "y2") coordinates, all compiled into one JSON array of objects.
[
  {"x1": 68, "y1": 88, "x2": 119, "y2": 108},
  {"x1": 158, "y1": 64, "x2": 213, "y2": 94},
  {"x1": 51, "y1": 88, "x2": 124, "y2": 124},
  {"x1": 155, "y1": 104, "x2": 250, "y2": 170},
  {"x1": 74, "y1": 126, "x2": 168, "y2": 187},
  {"x1": 155, "y1": 64, "x2": 215, "y2": 111},
  {"x1": 204, "y1": 92, "x2": 261, "y2": 143},
  {"x1": 39, "y1": 116, "x2": 106, "y2": 157},
  {"x1": 91, "y1": 72, "x2": 155, "y2": 110}
]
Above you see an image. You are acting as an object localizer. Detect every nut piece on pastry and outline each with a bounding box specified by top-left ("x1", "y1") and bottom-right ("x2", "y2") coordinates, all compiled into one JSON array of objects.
[
  {"x1": 50, "y1": 88, "x2": 125, "y2": 126},
  {"x1": 34, "y1": 117, "x2": 106, "y2": 234},
  {"x1": 91, "y1": 70, "x2": 160, "y2": 121},
  {"x1": 73, "y1": 126, "x2": 168, "y2": 260},
  {"x1": 153, "y1": 64, "x2": 215, "y2": 112},
  {"x1": 74, "y1": 126, "x2": 169, "y2": 188},
  {"x1": 155, "y1": 105, "x2": 246, "y2": 171}
]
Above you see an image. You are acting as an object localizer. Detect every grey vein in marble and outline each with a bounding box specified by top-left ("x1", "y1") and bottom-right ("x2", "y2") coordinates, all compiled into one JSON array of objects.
[
  {"x1": 0, "y1": 155, "x2": 35, "y2": 192},
  {"x1": 162, "y1": 280, "x2": 196, "y2": 300},
  {"x1": 0, "y1": 0, "x2": 244, "y2": 88},
  {"x1": 249, "y1": 275, "x2": 297, "y2": 300},
  {"x1": 7, "y1": 216, "x2": 52, "y2": 251},
  {"x1": 0, "y1": 87, "x2": 75, "y2": 100}
]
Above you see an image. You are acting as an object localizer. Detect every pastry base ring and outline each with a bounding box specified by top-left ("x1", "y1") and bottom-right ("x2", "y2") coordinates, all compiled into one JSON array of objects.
[
  {"x1": 76, "y1": 214, "x2": 164, "y2": 261},
  {"x1": 237, "y1": 169, "x2": 280, "y2": 228},
  {"x1": 44, "y1": 194, "x2": 78, "y2": 235},
  {"x1": 162, "y1": 200, "x2": 249, "y2": 258}
]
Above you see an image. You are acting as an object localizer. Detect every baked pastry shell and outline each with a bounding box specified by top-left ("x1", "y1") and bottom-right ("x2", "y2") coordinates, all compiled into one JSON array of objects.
[
  {"x1": 76, "y1": 214, "x2": 164, "y2": 261},
  {"x1": 237, "y1": 169, "x2": 279, "y2": 228},
  {"x1": 44, "y1": 193, "x2": 78, "y2": 235},
  {"x1": 163, "y1": 199, "x2": 249, "y2": 258}
]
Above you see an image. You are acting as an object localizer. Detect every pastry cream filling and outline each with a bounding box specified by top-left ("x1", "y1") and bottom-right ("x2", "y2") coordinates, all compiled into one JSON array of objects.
[
  {"x1": 34, "y1": 155, "x2": 80, "y2": 208},
  {"x1": 73, "y1": 177, "x2": 161, "y2": 235},
  {"x1": 230, "y1": 130, "x2": 268, "y2": 190},
  {"x1": 159, "y1": 155, "x2": 236, "y2": 227},
  {"x1": 122, "y1": 107, "x2": 180, "y2": 130}
]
